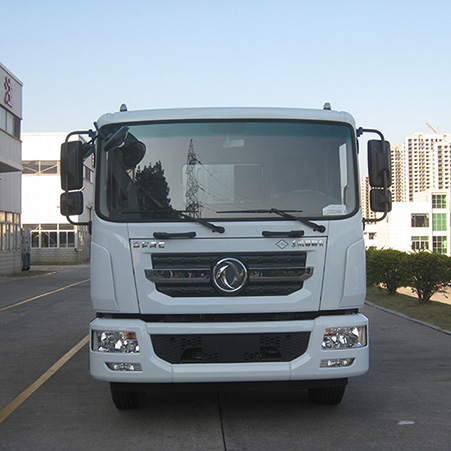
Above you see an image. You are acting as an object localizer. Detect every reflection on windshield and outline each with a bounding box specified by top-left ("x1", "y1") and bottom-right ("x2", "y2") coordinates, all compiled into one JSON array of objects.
[
  {"x1": 135, "y1": 162, "x2": 174, "y2": 218},
  {"x1": 97, "y1": 121, "x2": 357, "y2": 222}
]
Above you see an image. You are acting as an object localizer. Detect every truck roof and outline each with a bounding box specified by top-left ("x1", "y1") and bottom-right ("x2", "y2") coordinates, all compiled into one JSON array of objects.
[{"x1": 96, "y1": 107, "x2": 356, "y2": 129}]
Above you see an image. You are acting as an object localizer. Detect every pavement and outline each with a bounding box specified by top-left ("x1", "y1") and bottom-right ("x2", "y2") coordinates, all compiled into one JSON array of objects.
[{"x1": 0, "y1": 265, "x2": 450, "y2": 450}]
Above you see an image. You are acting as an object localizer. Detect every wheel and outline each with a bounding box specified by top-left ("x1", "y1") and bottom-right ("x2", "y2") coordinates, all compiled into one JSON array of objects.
[
  {"x1": 110, "y1": 383, "x2": 145, "y2": 409},
  {"x1": 308, "y1": 385, "x2": 346, "y2": 405}
]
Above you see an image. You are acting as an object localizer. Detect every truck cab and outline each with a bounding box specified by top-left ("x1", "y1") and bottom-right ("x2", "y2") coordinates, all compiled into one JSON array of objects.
[{"x1": 61, "y1": 106, "x2": 391, "y2": 408}]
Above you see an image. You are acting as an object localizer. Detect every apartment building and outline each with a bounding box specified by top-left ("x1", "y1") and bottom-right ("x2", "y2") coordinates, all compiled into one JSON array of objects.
[
  {"x1": 360, "y1": 175, "x2": 375, "y2": 221},
  {"x1": 22, "y1": 133, "x2": 93, "y2": 264},
  {"x1": 404, "y1": 132, "x2": 451, "y2": 201},
  {"x1": 389, "y1": 144, "x2": 406, "y2": 202},
  {"x1": 0, "y1": 63, "x2": 22, "y2": 275}
]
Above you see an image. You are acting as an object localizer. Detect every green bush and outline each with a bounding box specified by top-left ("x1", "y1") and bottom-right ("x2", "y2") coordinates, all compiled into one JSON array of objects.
[
  {"x1": 366, "y1": 248, "x2": 409, "y2": 294},
  {"x1": 407, "y1": 251, "x2": 451, "y2": 304}
]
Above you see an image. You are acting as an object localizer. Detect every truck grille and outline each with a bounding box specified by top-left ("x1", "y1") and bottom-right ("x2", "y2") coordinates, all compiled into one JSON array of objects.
[
  {"x1": 146, "y1": 252, "x2": 311, "y2": 297},
  {"x1": 150, "y1": 332, "x2": 311, "y2": 363}
]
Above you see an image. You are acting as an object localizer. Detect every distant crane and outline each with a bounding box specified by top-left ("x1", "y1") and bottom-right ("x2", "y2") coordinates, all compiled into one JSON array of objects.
[{"x1": 425, "y1": 122, "x2": 440, "y2": 134}]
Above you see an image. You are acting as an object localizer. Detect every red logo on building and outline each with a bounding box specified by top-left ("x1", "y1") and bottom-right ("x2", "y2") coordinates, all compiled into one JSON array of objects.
[{"x1": 4, "y1": 76, "x2": 13, "y2": 107}]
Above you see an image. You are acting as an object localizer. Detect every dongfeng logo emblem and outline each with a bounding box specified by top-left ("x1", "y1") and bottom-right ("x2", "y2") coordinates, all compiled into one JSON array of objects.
[{"x1": 212, "y1": 258, "x2": 248, "y2": 294}]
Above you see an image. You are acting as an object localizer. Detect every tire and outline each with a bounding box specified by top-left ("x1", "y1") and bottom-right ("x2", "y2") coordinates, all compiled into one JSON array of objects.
[
  {"x1": 308, "y1": 385, "x2": 346, "y2": 405},
  {"x1": 110, "y1": 383, "x2": 145, "y2": 409}
]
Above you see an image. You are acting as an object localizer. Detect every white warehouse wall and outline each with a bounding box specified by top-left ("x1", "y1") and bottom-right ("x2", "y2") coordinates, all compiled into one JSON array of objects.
[{"x1": 22, "y1": 175, "x2": 64, "y2": 224}]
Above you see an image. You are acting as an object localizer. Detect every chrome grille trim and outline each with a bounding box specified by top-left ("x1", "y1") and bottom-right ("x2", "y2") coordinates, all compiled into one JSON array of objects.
[
  {"x1": 145, "y1": 269, "x2": 210, "y2": 284},
  {"x1": 146, "y1": 252, "x2": 312, "y2": 297}
]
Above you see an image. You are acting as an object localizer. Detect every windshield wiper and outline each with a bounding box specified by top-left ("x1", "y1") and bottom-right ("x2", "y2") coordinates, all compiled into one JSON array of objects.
[
  {"x1": 218, "y1": 208, "x2": 326, "y2": 233},
  {"x1": 119, "y1": 209, "x2": 225, "y2": 234},
  {"x1": 175, "y1": 210, "x2": 225, "y2": 233},
  {"x1": 126, "y1": 182, "x2": 225, "y2": 233}
]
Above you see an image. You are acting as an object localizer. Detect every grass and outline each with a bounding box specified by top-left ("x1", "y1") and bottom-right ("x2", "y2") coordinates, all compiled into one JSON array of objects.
[{"x1": 366, "y1": 286, "x2": 451, "y2": 332}]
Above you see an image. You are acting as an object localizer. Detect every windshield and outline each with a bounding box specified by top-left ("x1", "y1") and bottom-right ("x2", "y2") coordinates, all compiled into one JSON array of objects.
[{"x1": 96, "y1": 120, "x2": 357, "y2": 222}]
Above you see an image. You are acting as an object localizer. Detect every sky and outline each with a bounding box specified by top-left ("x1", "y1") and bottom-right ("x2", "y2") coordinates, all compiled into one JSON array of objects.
[{"x1": 1, "y1": 0, "x2": 451, "y2": 149}]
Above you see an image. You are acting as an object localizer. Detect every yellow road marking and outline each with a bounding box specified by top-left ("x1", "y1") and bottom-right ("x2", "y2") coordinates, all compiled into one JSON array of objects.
[
  {"x1": 0, "y1": 278, "x2": 90, "y2": 312},
  {"x1": 0, "y1": 334, "x2": 90, "y2": 424}
]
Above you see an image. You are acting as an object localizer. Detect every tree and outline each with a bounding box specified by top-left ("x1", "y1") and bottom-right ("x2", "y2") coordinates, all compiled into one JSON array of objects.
[
  {"x1": 134, "y1": 161, "x2": 173, "y2": 217},
  {"x1": 366, "y1": 248, "x2": 409, "y2": 294},
  {"x1": 407, "y1": 251, "x2": 451, "y2": 304}
]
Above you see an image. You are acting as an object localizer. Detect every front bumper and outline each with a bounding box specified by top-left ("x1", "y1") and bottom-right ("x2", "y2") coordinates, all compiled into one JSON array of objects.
[{"x1": 89, "y1": 314, "x2": 369, "y2": 383}]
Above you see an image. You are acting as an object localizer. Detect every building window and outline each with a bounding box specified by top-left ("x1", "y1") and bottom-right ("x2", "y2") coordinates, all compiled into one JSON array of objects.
[
  {"x1": 84, "y1": 165, "x2": 94, "y2": 182},
  {"x1": 23, "y1": 160, "x2": 59, "y2": 175},
  {"x1": 27, "y1": 224, "x2": 75, "y2": 248},
  {"x1": 411, "y1": 236, "x2": 429, "y2": 250},
  {"x1": 0, "y1": 210, "x2": 21, "y2": 252},
  {"x1": 432, "y1": 194, "x2": 447, "y2": 209},
  {"x1": 432, "y1": 213, "x2": 447, "y2": 231},
  {"x1": 411, "y1": 213, "x2": 429, "y2": 227},
  {"x1": 0, "y1": 106, "x2": 21, "y2": 139},
  {"x1": 433, "y1": 236, "x2": 447, "y2": 254}
]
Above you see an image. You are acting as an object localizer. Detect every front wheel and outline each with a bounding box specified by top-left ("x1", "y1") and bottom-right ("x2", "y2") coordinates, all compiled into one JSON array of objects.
[
  {"x1": 308, "y1": 385, "x2": 346, "y2": 405},
  {"x1": 110, "y1": 383, "x2": 145, "y2": 409}
]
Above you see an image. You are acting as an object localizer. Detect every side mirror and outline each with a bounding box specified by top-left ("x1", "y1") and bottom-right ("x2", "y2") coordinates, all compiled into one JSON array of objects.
[
  {"x1": 120, "y1": 135, "x2": 146, "y2": 169},
  {"x1": 368, "y1": 140, "x2": 391, "y2": 188},
  {"x1": 60, "y1": 192, "x2": 84, "y2": 216},
  {"x1": 61, "y1": 141, "x2": 84, "y2": 191},
  {"x1": 370, "y1": 189, "x2": 392, "y2": 213}
]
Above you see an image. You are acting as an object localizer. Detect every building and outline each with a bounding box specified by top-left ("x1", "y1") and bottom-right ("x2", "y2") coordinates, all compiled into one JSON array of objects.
[
  {"x1": 403, "y1": 132, "x2": 451, "y2": 201},
  {"x1": 361, "y1": 132, "x2": 451, "y2": 254},
  {"x1": 389, "y1": 144, "x2": 406, "y2": 202},
  {"x1": 0, "y1": 63, "x2": 22, "y2": 275},
  {"x1": 360, "y1": 175, "x2": 374, "y2": 221},
  {"x1": 22, "y1": 133, "x2": 93, "y2": 264},
  {"x1": 377, "y1": 190, "x2": 450, "y2": 255}
]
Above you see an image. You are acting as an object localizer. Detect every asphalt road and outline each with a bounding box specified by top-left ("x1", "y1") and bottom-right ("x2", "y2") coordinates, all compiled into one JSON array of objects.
[{"x1": 0, "y1": 265, "x2": 450, "y2": 450}]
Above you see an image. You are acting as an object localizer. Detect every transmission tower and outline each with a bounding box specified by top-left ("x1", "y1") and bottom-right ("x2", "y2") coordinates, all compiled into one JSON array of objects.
[{"x1": 185, "y1": 139, "x2": 202, "y2": 217}]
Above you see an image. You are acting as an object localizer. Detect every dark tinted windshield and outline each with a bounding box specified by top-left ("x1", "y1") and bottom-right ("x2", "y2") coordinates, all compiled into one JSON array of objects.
[{"x1": 97, "y1": 120, "x2": 357, "y2": 221}]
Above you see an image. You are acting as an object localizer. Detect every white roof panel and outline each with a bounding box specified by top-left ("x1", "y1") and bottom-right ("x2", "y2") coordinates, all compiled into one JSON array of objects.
[{"x1": 96, "y1": 107, "x2": 356, "y2": 129}]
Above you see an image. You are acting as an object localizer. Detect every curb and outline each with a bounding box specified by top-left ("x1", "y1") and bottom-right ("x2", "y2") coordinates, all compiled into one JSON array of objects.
[{"x1": 365, "y1": 300, "x2": 451, "y2": 336}]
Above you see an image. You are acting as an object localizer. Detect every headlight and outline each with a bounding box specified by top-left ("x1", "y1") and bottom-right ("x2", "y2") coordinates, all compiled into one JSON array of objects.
[
  {"x1": 92, "y1": 331, "x2": 140, "y2": 353},
  {"x1": 322, "y1": 326, "x2": 367, "y2": 350}
]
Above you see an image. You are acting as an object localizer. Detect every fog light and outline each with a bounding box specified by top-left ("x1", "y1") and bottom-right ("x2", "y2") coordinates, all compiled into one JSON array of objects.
[
  {"x1": 320, "y1": 358, "x2": 355, "y2": 368},
  {"x1": 106, "y1": 362, "x2": 142, "y2": 371},
  {"x1": 92, "y1": 331, "x2": 140, "y2": 353},
  {"x1": 322, "y1": 326, "x2": 367, "y2": 350}
]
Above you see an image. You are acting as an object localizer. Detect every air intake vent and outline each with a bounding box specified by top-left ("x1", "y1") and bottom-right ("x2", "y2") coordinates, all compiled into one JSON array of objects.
[{"x1": 150, "y1": 332, "x2": 310, "y2": 364}]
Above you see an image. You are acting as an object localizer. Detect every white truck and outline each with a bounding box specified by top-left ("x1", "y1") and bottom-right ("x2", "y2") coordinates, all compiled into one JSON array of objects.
[{"x1": 60, "y1": 105, "x2": 391, "y2": 409}]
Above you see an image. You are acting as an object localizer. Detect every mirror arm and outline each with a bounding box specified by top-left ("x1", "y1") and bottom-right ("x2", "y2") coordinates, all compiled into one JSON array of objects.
[
  {"x1": 66, "y1": 215, "x2": 92, "y2": 235},
  {"x1": 357, "y1": 127, "x2": 386, "y2": 142},
  {"x1": 64, "y1": 129, "x2": 96, "y2": 145},
  {"x1": 64, "y1": 129, "x2": 96, "y2": 160},
  {"x1": 363, "y1": 211, "x2": 388, "y2": 226}
]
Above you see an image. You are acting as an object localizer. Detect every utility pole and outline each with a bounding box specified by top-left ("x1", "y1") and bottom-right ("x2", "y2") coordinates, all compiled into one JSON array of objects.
[{"x1": 185, "y1": 139, "x2": 202, "y2": 217}]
